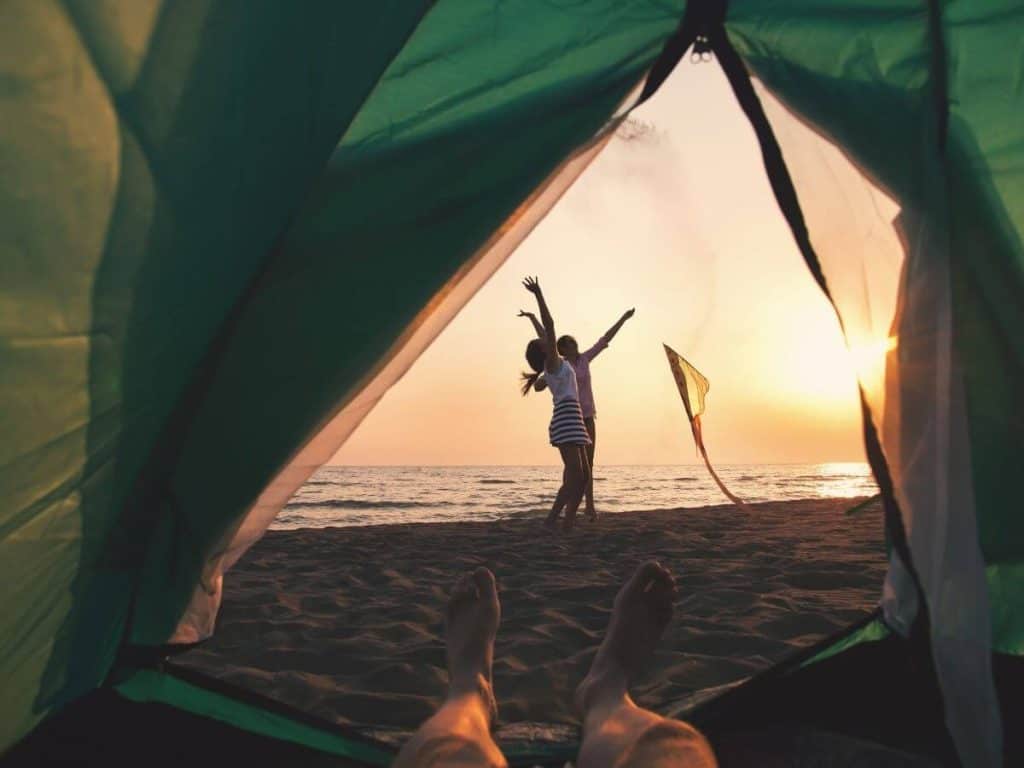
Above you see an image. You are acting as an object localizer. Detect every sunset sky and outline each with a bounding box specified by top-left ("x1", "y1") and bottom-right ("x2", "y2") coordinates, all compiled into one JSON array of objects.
[{"x1": 332, "y1": 63, "x2": 868, "y2": 467}]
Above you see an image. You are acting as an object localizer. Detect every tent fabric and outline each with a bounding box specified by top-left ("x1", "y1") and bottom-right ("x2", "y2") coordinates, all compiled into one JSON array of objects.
[
  {"x1": 115, "y1": 668, "x2": 393, "y2": 765},
  {"x1": 0, "y1": 0, "x2": 685, "y2": 753},
  {"x1": 803, "y1": 617, "x2": 890, "y2": 667},
  {"x1": 745, "y1": 69, "x2": 1001, "y2": 768},
  {"x1": 0, "y1": 0, "x2": 436, "y2": 750},
  {"x1": 726, "y1": 0, "x2": 1024, "y2": 651},
  {"x1": 3, "y1": 685, "x2": 377, "y2": 768},
  {"x1": 943, "y1": 0, "x2": 1024, "y2": 656},
  {"x1": 722, "y1": 3, "x2": 1024, "y2": 763},
  {"x1": 3, "y1": 0, "x2": 1023, "y2": 763}
]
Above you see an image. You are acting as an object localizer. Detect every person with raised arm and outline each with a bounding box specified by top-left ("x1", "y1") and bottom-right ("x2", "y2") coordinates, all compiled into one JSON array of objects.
[
  {"x1": 519, "y1": 306, "x2": 635, "y2": 521},
  {"x1": 518, "y1": 277, "x2": 591, "y2": 532}
]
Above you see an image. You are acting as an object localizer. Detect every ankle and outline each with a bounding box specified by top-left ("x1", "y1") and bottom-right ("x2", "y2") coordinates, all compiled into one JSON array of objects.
[
  {"x1": 577, "y1": 662, "x2": 629, "y2": 717},
  {"x1": 449, "y1": 672, "x2": 498, "y2": 727}
]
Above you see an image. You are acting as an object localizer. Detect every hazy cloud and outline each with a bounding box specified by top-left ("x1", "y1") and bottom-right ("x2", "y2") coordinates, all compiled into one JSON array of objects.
[{"x1": 616, "y1": 118, "x2": 664, "y2": 145}]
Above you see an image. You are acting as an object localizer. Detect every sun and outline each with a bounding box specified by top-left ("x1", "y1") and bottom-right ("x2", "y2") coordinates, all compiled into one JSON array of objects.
[
  {"x1": 762, "y1": 312, "x2": 895, "y2": 417},
  {"x1": 846, "y1": 335, "x2": 897, "y2": 400}
]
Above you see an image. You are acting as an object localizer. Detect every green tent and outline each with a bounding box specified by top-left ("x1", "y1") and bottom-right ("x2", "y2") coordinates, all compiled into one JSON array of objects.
[{"x1": 2, "y1": 0, "x2": 1021, "y2": 765}]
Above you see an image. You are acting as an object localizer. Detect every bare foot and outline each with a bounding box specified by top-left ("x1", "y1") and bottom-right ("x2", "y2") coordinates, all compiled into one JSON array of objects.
[
  {"x1": 575, "y1": 561, "x2": 677, "y2": 715},
  {"x1": 446, "y1": 567, "x2": 501, "y2": 725}
]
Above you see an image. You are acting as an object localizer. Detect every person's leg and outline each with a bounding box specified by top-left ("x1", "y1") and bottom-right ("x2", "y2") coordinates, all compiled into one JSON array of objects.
[
  {"x1": 574, "y1": 562, "x2": 717, "y2": 768},
  {"x1": 394, "y1": 568, "x2": 507, "y2": 768},
  {"x1": 584, "y1": 417, "x2": 597, "y2": 520},
  {"x1": 560, "y1": 445, "x2": 587, "y2": 532},
  {"x1": 578, "y1": 445, "x2": 592, "y2": 520},
  {"x1": 545, "y1": 465, "x2": 570, "y2": 528}
]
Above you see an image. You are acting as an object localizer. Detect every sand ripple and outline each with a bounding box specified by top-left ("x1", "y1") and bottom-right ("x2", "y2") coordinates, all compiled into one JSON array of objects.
[{"x1": 180, "y1": 497, "x2": 886, "y2": 746}]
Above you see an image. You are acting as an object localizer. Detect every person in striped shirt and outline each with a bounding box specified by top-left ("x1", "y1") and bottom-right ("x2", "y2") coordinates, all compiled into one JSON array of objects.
[
  {"x1": 519, "y1": 276, "x2": 591, "y2": 532},
  {"x1": 520, "y1": 307, "x2": 634, "y2": 521}
]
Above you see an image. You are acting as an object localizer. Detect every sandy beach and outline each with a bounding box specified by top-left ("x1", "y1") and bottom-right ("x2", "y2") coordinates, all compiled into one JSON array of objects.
[{"x1": 179, "y1": 497, "x2": 886, "y2": 746}]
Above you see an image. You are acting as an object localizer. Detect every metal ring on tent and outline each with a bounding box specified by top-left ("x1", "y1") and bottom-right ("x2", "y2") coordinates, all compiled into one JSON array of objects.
[{"x1": 691, "y1": 32, "x2": 714, "y2": 63}]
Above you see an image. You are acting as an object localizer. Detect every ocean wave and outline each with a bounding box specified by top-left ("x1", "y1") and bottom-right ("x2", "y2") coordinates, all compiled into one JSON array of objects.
[
  {"x1": 270, "y1": 465, "x2": 877, "y2": 530},
  {"x1": 286, "y1": 499, "x2": 455, "y2": 510},
  {"x1": 788, "y1": 474, "x2": 866, "y2": 481}
]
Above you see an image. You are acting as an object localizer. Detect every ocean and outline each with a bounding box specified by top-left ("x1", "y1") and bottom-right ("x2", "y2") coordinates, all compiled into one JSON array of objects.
[{"x1": 273, "y1": 463, "x2": 878, "y2": 529}]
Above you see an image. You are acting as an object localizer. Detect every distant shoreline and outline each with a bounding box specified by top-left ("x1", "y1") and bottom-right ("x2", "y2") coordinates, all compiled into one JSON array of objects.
[
  {"x1": 276, "y1": 494, "x2": 877, "y2": 533},
  {"x1": 279, "y1": 465, "x2": 879, "y2": 530}
]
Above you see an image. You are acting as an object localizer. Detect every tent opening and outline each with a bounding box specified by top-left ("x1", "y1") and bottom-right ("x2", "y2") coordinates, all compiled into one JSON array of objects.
[{"x1": 163, "y1": 57, "x2": 891, "y2": 759}]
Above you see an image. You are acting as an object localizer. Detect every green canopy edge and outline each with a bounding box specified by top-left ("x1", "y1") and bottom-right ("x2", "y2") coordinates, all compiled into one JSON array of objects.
[{"x1": 115, "y1": 668, "x2": 393, "y2": 765}]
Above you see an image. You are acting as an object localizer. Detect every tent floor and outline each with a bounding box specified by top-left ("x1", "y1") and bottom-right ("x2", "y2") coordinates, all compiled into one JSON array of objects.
[
  {"x1": 0, "y1": 695, "x2": 955, "y2": 768},
  {"x1": 715, "y1": 725, "x2": 943, "y2": 766},
  {"x1": 2, "y1": 688, "x2": 364, "y2": 768},
  {"x1": 5, "y1": 637, "x2": 1021, "y2": 767},
  {"x1": 695, "y1": 636, "x2": 1023, "y2": 768}
]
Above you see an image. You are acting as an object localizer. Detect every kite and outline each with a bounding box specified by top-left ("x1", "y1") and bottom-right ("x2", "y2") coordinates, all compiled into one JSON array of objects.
[{"x1": 664, "y1": 344, "x2": 749, "y2": 509}]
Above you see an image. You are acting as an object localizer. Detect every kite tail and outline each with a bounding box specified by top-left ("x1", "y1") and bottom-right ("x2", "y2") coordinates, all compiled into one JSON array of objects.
[
  {"x1": 692, "y1": 416, "x2": 750, "y2": 510},
  {"x1": 699, "y1": 442, "x2": 751, "y2": 510}
]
